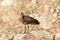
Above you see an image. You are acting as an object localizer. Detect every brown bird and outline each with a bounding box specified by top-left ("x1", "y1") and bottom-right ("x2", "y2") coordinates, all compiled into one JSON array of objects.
[{"x1": 20, "y1": 12, "x2": 40, "y2": 33}]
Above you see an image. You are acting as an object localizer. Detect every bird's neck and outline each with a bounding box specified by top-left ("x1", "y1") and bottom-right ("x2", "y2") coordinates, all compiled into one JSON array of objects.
[{"x1": 20, "y1": 15, "x2": 24, "y2": 19}]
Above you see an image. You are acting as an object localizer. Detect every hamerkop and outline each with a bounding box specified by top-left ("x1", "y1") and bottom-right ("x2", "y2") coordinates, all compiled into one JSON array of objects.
[{"x1": 20, "y1": 12, "x2": 40, "y2": 33}]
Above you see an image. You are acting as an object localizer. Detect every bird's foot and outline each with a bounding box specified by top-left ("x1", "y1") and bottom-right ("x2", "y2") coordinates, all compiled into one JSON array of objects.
[
  {"x1": 24, "y1": 31, "x2": 29, "y2": 34},
  {"x1": 27, "y1": 31, "x2": 29, "y2": 34},
  {"x1": 24, "y1": 32, "x2": 26, "y2": 34}
]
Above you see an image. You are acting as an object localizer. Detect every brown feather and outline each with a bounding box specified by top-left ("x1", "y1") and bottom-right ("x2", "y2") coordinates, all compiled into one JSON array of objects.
[{"x1": 20, "y1": 13, "x2": 40, "y2": 25}]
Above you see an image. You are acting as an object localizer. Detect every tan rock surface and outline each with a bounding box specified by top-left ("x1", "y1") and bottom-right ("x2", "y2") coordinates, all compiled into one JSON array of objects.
[{"x1": 21, "y1": 33, "x2": 37, "y2": 40}]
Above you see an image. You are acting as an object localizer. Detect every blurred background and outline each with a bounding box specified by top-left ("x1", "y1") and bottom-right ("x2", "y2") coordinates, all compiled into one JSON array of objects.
[{"x1": 0, "y1": 0, "x2": 60, "y2": 40}]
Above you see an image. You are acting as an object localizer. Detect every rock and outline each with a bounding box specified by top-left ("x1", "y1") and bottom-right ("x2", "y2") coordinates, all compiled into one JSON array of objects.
[
  {"x1": 21, "y1": 33, "x2": 37, "y2": 40},
  {"x1": 55, "y1": 33, "x2": 60, "y2": 40},
  {"x1": 30, "y1": 30, "x2": 52, "y2": 40}
]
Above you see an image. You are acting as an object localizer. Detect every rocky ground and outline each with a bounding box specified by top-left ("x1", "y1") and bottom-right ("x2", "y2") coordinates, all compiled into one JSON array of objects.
[{"x1": 0, "y1": 0, "x2": 60, "y2": 40}]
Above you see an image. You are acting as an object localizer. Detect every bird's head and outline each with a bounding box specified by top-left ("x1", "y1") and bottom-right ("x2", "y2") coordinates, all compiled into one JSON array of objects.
[
  {"x1": 20, "y1": 12, "x2": 24, "y2": 17},
  {"x1": 21, "y1": 12, "x2": 23, "y2": 14},
  {"x1": 20, "y1": 12, "x2": 24, "y2": 15}
]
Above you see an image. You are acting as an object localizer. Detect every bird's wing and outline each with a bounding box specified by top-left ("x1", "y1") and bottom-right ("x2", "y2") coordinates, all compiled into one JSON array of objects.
[
  {"x1": 23, "y1": 15, "x2": 39, "y2": 24},
  {"x1": 23, "y1": 16, "x2": 35, "y2": 23}
]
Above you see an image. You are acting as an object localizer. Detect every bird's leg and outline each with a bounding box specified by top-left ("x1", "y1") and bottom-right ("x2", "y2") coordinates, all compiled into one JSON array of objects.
[
  {"x1": 24, "y1": 25, "x2": 29, "y2": 33},
  {"x1": 53, "y1": 34, "x2": 55, "y2": 40},
  {"x1": 27, "y1": 25, "x2": 29, "y2": 33},
  {"x1": 24, "y1": 25, "x2": 26, "y2": 34}
]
